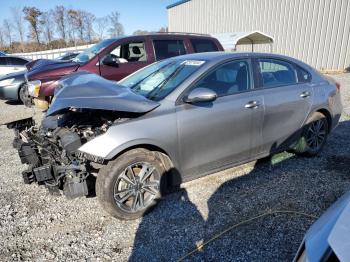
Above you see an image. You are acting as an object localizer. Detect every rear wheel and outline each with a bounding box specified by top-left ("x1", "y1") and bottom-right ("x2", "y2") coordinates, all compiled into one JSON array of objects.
[
  {"x1": 293, "y1": 112, "x2": 328, "y2": 156},
  {"x1": 96, "y1": 149, "x2": 166, "y2": 220}
]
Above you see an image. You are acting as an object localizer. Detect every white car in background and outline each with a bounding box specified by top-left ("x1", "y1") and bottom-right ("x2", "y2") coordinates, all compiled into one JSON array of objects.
[{"x1": 0, "y1": 56, "x2": 31, "y2": 77}]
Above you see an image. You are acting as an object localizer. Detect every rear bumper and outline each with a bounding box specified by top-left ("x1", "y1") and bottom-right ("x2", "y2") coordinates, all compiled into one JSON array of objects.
[{"x1": 0, "y1": 83, "x2": 21, "y2": 101}]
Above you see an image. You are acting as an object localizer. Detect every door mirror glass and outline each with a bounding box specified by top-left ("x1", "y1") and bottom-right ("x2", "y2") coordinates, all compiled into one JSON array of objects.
[{"x1": 184, "y1": 88, "x2": 217, "y2": 103}]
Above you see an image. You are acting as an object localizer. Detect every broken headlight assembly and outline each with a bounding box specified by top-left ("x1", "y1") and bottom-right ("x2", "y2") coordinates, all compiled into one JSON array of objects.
[{"x1": 27, "y1": 80, "x2": 41, "y2": 97}]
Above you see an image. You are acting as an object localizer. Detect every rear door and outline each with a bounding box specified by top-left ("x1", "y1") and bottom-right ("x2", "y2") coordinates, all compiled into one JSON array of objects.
[
  {"x1": 99, "y1": 39, "x2": 151, "y2": 81},
  {"x1": 176, "y1": 59, "x2": 264, "y2": 179},
  {"x1": 255, "y1": 58, "x2": 313, "y2": 154}
]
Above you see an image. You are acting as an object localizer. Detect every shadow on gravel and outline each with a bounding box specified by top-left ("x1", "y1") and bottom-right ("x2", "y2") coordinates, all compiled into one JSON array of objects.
[
  {"x1": 5, "y1": 100, "x2": 22, "y2": 106},
  {"x1": 130, "y1": 120, "x2": 350, "y2": 261}
]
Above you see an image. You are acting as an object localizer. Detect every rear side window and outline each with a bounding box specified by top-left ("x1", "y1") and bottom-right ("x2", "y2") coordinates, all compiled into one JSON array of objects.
[
  {"x1": 190, "y1": 38, "x2": 219, "y2": 53},
  {"x1": 0, "y1": 57, "x2": 7, "y2": 66},
  {"x1": 8, "y1": 57, "x2": 28, "y2": 66},
  {"x1": 295, "y1": 65, "x2": 312, "y2": 83},
  {"x1": 258, "y1": 59, "x2": 297, "y2": 88},
  {"x1": 153, "y1": 40, "x2": 186, "y2": 60}
]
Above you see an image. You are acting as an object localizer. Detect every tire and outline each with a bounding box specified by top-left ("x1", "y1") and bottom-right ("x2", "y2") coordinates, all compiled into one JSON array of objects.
[
  {"x1": 292, "y1": 112, "x2": 329, "y2": 156},
  {"x1": 18, "y1": 83, "x2": 32, "y2": 107},
  {"x1": 18, "y1": 84, "x2": 26, "y2": 103},
  {"x1": 96, "y1": 149, "x2": 167, "y2": 220}
]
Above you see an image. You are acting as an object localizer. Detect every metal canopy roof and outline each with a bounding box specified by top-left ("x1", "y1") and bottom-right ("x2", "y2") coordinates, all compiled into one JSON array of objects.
[
  {"x1": 211, "y1": 31, "x2": 274, "y2": 51},
  {"x1": 166, "y1": 0, "x2": 191, "y2": 9}
]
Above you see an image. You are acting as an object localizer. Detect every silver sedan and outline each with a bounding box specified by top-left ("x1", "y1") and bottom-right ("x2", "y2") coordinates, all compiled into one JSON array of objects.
[{"x1": 8, "y1": 52, "x2": 342, "y2": 220}]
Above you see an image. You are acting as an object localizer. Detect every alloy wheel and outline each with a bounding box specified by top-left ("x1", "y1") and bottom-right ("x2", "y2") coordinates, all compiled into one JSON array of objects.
[
  {"x1": 305, "y1": 119, "x2": 327, "y2": 151},
  {"x1": 113, "y1": 162, "x2": 160, "y2": 213}
]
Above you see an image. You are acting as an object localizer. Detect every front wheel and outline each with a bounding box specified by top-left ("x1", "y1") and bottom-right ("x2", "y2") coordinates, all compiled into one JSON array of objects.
[
  {"x1": 96, "y1": 149, "x2": 166, "y2": 220},
  {"x1": 292, "y1": 112, "x2": 329, "y2": 156},
  {"x1": 18, "y1": 83, "x2": 32, "y2": 106}
]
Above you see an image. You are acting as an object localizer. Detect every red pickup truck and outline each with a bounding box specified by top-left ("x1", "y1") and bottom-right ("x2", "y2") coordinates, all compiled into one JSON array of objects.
[{"x1": 25, "y1": 33, "x2": 223, "y2": 107}]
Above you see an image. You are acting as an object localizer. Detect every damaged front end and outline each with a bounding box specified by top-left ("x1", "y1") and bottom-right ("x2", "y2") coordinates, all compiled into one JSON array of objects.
[
  {"x1": 6, "y1": 72, "x2": 159, "y2": 199},
  {"x1": 7, "y1": 110, "x2": 121, "y2": 198}
]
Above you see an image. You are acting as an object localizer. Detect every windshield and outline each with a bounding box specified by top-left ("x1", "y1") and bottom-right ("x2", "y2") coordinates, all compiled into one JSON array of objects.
[
  {"x1": 72, "y1": 39, "x2": 115, "y2": 63},
  {"x1": 119, "y1": 59, "x2": 206, "y2": 101}
]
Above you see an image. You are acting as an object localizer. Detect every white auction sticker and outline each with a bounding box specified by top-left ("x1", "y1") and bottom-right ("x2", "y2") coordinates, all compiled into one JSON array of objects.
[{"x1": 182, "y1": 60, "x2": 205, "y2": 66}]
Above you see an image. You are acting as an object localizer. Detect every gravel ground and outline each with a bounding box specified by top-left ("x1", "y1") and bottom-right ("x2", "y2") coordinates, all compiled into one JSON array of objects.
[{"x1": 0, "y1": 73, "x2": 350, "y2": 261}]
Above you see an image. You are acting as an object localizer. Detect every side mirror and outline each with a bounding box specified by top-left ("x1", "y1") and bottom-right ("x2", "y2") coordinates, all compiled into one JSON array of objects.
[
  {"x1": 184, "y1": 88, "x2": 217, "y2": 103},
  {"x1": 102, "y1": 54, "x2": 119, "y2": 67}
]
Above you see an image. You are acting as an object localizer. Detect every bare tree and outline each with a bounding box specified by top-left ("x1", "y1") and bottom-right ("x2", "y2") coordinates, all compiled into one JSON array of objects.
[
  {"x1": 67, "y1": 9, "x2": 84, "y2": 42},
  {"x1": 53, "y1": 6, "x2": 67, "y2": 42},
  {"x1": 0, "y1": 27, "x2": 5, "y2": 48},
  {"x1": 108, "y1": 11, "x2": 124, "y2": 37},
  {"x1": 95, "y1": 16, "x2": 109, "y2": 40},
  {"x1": 82, "y1": 11, "x2": 95, "y2": 42},
  {"x1": 158, "y1": 27, "x2": 168, "y2": 33},
  {"x1": 41, "y1": 11, "x2": 54, "y2": 43},
  {"x1": 11, "y1": 7, "x2": 25, "y2": 50},
  {"x1": 23, "y1": 6, "x2": 42, "y2": 45},
  {"x1": 3, "y1": 19, "x2": 12, "y2": 47},
  {"x1": 133, "y1": 30, "x2": 150, "y2": 35}
]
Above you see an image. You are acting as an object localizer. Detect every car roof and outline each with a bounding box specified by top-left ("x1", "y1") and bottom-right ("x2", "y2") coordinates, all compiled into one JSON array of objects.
[
  {"x1": 166, "y1": 51, "x2": 309, "y2": 66},
  {"x1": 107, "y1": 33, "x2": 217, "y2": 42}
]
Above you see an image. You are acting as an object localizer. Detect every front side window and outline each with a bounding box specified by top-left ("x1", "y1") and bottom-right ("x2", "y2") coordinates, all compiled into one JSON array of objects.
[
  {"x1": 190, "y1": 38, "x2": 218, "y2": 53},
  {"x1": 258, "y1": 59, "x2": 297, "y2": 88},
  {"x1": 109, "y1": 41, "x2": 147, "y2": 63},
  {"x1": 119, "y1": 59, "x2": 205, "y2": 101},
  {"x1": 192, "y1": 60, "x2": 251, "y2": 97},
  {"x1": 153, "y1": 40, "x2": 186, "y2": 60}
]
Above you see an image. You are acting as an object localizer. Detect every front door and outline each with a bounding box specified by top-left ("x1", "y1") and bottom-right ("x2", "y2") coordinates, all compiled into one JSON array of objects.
[
  {"x1": 176, "y1": 59, "x2": 264, "y2": 179},
  {"x1": 99, "y1": 40, "x2": 150, "y2": 81}
]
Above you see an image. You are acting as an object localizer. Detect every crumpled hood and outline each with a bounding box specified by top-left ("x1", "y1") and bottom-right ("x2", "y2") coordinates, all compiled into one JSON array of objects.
[{"x1": 47, "y1": 71, "x2": 160, "y2": 116}]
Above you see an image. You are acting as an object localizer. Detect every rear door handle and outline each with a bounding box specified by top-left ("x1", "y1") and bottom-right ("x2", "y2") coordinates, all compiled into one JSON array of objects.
[
  {"x1": 300, "y1": 91, "x2": 311, "y2": 98},
  {"x1": 245, "y1": 100, "x2": 260, "y2": 109}
]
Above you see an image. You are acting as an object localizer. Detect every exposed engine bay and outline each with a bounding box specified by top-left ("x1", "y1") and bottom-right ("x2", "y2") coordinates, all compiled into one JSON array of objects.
[{"x1": 7, "y1": 109, "x2": 129, "y2": 199}]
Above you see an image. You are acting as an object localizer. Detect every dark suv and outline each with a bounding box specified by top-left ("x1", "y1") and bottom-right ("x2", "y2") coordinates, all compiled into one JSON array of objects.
[{"x1": 25, "y1": 33, "x2": 223, "y2": 106}]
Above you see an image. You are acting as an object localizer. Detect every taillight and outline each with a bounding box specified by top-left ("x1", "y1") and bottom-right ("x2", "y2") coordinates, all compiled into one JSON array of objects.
[{"x1": 335, "y1": 82, "x2": 341, "y2": 92}]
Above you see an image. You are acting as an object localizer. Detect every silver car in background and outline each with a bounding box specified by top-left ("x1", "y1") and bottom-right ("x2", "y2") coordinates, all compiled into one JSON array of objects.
[
  {"x1": 0, "y1": 53, "x2": 79, "y2": 103},
  {"x1": 0, "y1": 56, "x2": 30, "y2": 77},
  {"x1": 7, "y1": 52, "x2": 342, "y2": 220}
]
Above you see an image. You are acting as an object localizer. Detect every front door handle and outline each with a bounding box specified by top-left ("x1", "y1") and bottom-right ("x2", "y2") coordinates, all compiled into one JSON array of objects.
[
  {"x1": 245, "y1": 100, "x2": 260, "y2": 109},
  {"x1": 300, "y1": 91, "x2": 311, "y2": 98}
]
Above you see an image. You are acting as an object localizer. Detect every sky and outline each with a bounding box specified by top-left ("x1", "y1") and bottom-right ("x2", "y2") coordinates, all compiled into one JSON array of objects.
[{"x1": 0, "y1": 0, "x2": 177, "y2": 35}]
